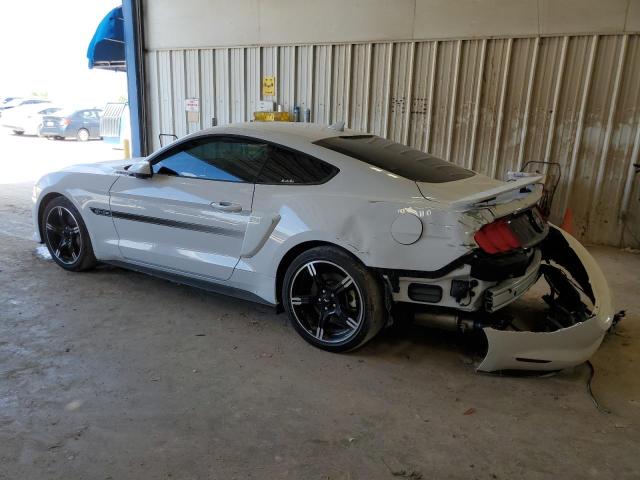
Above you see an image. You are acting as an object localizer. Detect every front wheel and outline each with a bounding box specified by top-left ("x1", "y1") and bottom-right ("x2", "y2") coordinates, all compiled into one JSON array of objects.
[
  {"x1": 41, "y1": 196, "x2": 97, "y2": 271},
  {"x1": 283, "y1": 246, "x2": 386, "y2": 352}
]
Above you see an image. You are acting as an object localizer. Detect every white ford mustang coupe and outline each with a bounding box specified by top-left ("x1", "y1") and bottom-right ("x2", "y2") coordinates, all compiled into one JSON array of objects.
[{"x1": 32, "y1": 122, "x2": 613, "y2": 372}]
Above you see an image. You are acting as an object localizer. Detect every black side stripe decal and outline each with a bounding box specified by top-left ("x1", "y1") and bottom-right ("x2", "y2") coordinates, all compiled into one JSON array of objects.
[
  {"x1": 90, "y1": 207, "x2": 112, "y2": 217},
  {"x1": 91, "y1": 208, "x2": 243, "y2": 238}
]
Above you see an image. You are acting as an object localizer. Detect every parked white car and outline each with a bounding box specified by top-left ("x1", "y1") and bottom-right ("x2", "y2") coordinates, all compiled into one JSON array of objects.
[
  {"x1": 2, "y1": 103, "x2": 62, "y2": 136},
  {"x1": 0, "y1": 97, "x2": 50, "y2": 117},
  {"x1": 32, "y1": 122, "x2": 614, "y2": 372}
]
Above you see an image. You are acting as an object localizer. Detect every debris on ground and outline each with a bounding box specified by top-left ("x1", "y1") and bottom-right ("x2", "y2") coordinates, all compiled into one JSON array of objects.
[
  {"x1": 463, "y1": 408, "x2": 476, "y2": 415},
  {"x1": 609, "y1": 310, "x2": 626, "y2": 332},
  {"x1": 381, "y1": 458, "x2": 423, "y2": 479},
  {"x1": 586, "y1": 361, "x2": 610, "y2": 415},
  {"x1": 389, "y1": 469, "x2": 423, "y2": 479}
]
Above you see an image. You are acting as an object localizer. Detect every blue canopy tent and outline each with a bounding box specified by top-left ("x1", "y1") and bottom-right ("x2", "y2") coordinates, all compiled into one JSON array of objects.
[{"x1": 87, "y1": 6, "x2": 125, "y2": 72}]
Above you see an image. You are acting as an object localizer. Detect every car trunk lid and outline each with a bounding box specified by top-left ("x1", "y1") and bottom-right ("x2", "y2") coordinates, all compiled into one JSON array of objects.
[
  {"x1": 415, "y1": 173, "x2": 544, "y2": 210},
  {"x1": 418, "y1": 173, "x2": 548, "y2": 253}
]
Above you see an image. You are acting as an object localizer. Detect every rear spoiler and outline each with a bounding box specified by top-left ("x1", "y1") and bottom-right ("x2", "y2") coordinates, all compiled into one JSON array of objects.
[{"x1": 449, "y1": 175, "x2": 544, "y2": 209}]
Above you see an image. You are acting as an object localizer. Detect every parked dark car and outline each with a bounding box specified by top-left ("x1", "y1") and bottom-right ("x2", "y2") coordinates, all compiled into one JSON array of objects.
[{"x1": 40, "y1": 108, "x2": 103, "y2": 141}]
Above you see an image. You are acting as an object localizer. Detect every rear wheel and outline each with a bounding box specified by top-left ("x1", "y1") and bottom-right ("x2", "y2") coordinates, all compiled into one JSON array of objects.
[
  {"x1": 77, "y1": 128, "x2": 90, "y2": 142},
  {"x1": 283, "y1": 246, "x2": 386, "y2": 352},
  {"x1": 41, "y1": 197, "x2": 97, "y2": 271}
]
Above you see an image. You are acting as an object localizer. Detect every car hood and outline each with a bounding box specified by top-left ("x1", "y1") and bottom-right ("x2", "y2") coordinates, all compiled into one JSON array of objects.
[{"x1": 59, "y1": 158, "x2": 143, "y2": 176}]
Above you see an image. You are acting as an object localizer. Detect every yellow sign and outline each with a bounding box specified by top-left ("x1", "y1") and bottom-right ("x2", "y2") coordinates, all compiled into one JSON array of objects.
[
  {"x1": 262, "y1": 76, "x2": 275, "y2": 96},
  {"x1": 254, "y1": 111, "x2": 291, "y2": 122}
]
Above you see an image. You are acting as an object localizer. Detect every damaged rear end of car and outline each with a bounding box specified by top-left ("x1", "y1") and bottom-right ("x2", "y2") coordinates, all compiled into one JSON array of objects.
[
  {"x1": 475, "y1": 225, "x2": 614, "y2": 372},
  {"x1": 313, "y1": 133, "x2": 613, "y2": 372},
  {"x1": 415, "y1": 178, "x2": 613, "y2": 372}
]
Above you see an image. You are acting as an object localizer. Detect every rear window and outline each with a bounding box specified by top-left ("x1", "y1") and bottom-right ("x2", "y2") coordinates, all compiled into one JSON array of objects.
[
  {"x1": 313, "y1": 135, "x2": 475, "y2": 183},
  {"x1": 48, "y1": 109, "x2": 75, "y2": 117},
  {"x1": 39, "y1": 107, "x2": 62, "y2": 115}
]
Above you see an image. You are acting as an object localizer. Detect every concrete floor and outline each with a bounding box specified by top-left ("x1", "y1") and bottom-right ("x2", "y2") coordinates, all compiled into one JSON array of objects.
[{"x1": 1, "y1": 134, "x2": 639, "y2": 479}]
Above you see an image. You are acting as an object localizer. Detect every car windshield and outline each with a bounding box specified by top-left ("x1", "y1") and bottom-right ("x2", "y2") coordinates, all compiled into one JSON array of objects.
[{"x1": 313, "y1": 135, "x2": 476, "y2": 183}]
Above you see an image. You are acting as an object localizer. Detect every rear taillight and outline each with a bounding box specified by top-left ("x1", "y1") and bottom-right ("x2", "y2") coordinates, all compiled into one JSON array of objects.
[
  {"x1": 61, "y1": 118, "x2": 70, "y2": 126},
  {"x1": 474, "y1": 219, "x2": 522, "y2": 254}
]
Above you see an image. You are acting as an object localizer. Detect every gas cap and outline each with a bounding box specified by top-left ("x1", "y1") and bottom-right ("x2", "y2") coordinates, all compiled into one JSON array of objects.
[{"x1": 390, "y1": 214, "x2": 423, "y2": 245}]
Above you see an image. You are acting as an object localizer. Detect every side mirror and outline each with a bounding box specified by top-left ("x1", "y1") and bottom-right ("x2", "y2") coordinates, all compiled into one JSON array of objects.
[{"x1": 127, "y1": 160, "x2": 153, "y2": 179}]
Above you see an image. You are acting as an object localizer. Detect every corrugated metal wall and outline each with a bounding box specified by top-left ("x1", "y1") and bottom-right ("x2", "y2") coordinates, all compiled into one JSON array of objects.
[{"x1": 145, "y1": 34, "x2": 640, "y2": 248}]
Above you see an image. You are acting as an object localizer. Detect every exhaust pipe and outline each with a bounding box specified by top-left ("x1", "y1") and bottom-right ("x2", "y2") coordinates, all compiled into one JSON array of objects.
[{"x1": 414, "y1": 311, "x2": 481, "y2": 332}]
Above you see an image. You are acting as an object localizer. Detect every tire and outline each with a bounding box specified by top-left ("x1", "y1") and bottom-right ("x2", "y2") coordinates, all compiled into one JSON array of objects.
[
  {"x1": 77, "y1": 128, "x2": 90, "y2": 142},
  {"x1": 12, "y1": 130, "x2": 24, "y2": 135},
  {"x1": 41, "y1": 196, "x2": 97, "y2": 272},
  {"x1": 283, "y1": 246, "x2": 386, "y2": 352}
]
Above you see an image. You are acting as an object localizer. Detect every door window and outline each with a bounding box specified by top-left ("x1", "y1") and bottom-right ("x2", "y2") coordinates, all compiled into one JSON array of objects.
[{"x1": 152, "y1": 137, "x2": 269, "y2": 182}]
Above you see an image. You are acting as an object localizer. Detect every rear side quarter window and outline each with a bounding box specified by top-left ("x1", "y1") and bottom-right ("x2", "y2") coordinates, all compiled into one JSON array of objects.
[{"x1": 256, "y1": 146, "x2": 338, "y2": 185}]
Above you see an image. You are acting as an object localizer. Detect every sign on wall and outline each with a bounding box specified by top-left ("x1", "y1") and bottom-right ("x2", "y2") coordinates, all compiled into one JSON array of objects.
[
  {"x1": 185, "y1": 98, "x2": 200, "y2": 112},
  {"x1": 185, "y1": 98, "x2": 200, "y2": 123},
  {"x1": 262, "y1": 76, "x2": 275, "y2": 96}
]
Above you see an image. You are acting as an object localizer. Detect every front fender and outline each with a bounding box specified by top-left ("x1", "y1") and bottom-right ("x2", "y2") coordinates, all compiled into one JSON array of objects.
[{"x1": 32, "y1": 171, "x2": 121, "y2": 260}]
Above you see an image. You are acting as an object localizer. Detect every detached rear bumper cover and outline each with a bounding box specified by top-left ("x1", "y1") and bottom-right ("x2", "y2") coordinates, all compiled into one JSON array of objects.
[{"x1": 477, "y1": 226, "x2": 614, "y2": 372}]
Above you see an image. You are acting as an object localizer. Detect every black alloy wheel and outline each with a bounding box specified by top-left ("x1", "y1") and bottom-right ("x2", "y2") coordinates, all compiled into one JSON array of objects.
[
  {"x1": 45, "y1": 205, "x2": 82, "y2": 264},
  {"x1": 283, "y1": 246, "x2": 386, "y2": 352},
  {"x1": 42, "y1": 197, "x2": 97, "y2": 271}
]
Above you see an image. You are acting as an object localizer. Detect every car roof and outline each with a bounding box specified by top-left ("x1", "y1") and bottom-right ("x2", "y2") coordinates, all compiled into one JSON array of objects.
[
  {"x1": 195, "y1": 122, "x2": 365, "y2": 143},
  {"x1": 147, "y1": 122, "x2": 374, "y2": 164},
  {"x1": 46, "y1": 107, "x2": 102, "y2": 115},
  {"x1": 13, "y1": 103, "x2": 62, "y2": 112}
]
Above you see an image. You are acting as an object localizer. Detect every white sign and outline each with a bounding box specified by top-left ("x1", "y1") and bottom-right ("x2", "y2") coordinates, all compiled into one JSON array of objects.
[{"x1": 185, "y1": 98, "x2": 200, "y2": 112}]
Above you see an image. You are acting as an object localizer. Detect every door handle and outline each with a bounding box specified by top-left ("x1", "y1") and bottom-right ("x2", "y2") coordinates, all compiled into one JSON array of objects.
[{"x1": 210, "y1": 201, "x2": 242, "y2": 213}]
